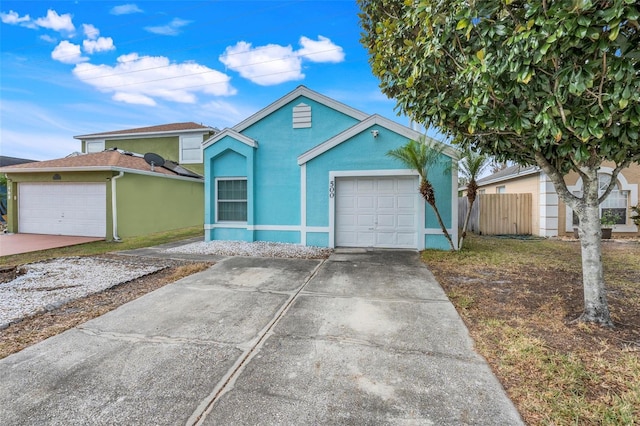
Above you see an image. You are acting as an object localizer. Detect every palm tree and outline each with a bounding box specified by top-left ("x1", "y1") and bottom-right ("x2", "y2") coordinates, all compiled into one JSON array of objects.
[
  {"x1": 387, "y1": 138, "x2": 456, "y2": 251},
  {"x1": 458, "y1": 147, "x2": 490, "y2": 249}
]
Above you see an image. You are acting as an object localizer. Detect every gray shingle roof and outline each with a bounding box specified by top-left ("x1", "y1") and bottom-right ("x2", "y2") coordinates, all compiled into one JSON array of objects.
[
  {"x1": 74, "y1": 122, "x2": 216, "y2": 139},
  {"x1": 0, "y1": 156, "x2": 38, "y2": 167},
  {"x1": 476, "y1": 164, "x2": 539, "y2": 185}
]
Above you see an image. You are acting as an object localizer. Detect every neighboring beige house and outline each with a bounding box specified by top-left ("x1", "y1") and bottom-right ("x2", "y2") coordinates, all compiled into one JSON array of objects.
[{"x1": 476, "y1": 163, "x2": 640, "y2": 237}]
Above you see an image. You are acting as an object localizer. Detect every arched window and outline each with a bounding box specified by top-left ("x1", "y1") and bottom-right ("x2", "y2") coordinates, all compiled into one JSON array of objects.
[
  {"x1": 572, "y1": 174, "x2": 628, "y2": 225},
  {"x1": 598, "y1": 174, "x2": 627, "y2": 225}
]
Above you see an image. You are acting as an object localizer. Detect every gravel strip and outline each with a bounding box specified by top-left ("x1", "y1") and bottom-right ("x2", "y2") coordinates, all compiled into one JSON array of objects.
[
  {"x1": 164, "y1": 240, "x2": 333, "y2": 259},
  {"x1": 0, "y1": 257, "x2": 163, "y2": 329}
]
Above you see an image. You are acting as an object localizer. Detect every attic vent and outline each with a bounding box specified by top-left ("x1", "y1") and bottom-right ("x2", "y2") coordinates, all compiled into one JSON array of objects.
[{"x1": 293, "y1": 103, "x2": 312, "y2": 129}]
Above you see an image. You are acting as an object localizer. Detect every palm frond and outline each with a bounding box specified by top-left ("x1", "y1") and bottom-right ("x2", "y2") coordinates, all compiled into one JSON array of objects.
[
  {"x1": 387, "y1": 137, "x2": 446, "y2": 180},
  {"x1": 459, "y1": 147, "x2": 490, "y2": 181}
]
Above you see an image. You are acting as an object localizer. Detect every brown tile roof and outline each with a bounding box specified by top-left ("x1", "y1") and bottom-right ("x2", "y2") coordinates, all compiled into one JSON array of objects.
[
  {"x1": 0, "y1": 150, "x2": 191, "y2": 177},
  {"x1": 75, "y1": 122, "x2": 215, "y2": 139}
]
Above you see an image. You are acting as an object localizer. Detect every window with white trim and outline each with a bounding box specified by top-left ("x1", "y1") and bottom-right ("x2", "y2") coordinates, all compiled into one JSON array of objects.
[
  {"x1": 217, "y1": 178, "x2": 247, "y2": 222},
  {"x1": 86, "y1": 140, "x2": 105, "y2": 153},
  {"x1": 572, "y1": 174, "x2": 628, "y2": 225},
  {"x1": 180, "y1": 135, "x2": 203, "y2": 164},
  {"x1": 496, "y1": 185, "x2": 506, "y2": 194},
  {"x1": 598, "y1": 174, "x2": 627, "y2": 224}
]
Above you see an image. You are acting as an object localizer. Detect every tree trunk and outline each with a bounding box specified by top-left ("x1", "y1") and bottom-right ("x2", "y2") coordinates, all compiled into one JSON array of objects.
[
  {"x1": 575, "y1": 170, "x2": 613, "y2": 327},
  {"x1": 420, "y1": 178, "x2": 456, "y2": 251},
  {"x1": 533, "y1": 154, "x2": 613, "y2": 327},
  {"x1": 427, "y1": 199, "x2": 456, "y2": 251},
  {"x1": 459, "y1": 190, "x2": 477, "y2": 249}
]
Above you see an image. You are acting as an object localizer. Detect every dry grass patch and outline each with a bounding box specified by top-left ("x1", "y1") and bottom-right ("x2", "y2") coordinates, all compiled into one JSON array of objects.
[{"x1": 423, "y1": 235, "x2": 640, "y2": 425}]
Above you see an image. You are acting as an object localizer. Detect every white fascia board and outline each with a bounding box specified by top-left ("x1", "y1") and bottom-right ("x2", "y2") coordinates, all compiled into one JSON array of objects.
[
  {"x1": 297, "y1": 114, "x2": 458, "y2": 165},
  {"x1": 74, "y1": 128, "x2": 215, "y2": 141},
  {"x1": 232, "y1": 85, "x2": 370, "y2": 132},
  {"x1": 478, "y1": 167, "x2": 540, "y2": 187},
  {"x1": 1, "y1": 166, "x2": 116, "y2": 174},
  {"x1": 1, "y1": 166, "x2": 203, "y2": 182},
  {"x1": 202, "y1": 128, "x2": 258, "y2": 150}
]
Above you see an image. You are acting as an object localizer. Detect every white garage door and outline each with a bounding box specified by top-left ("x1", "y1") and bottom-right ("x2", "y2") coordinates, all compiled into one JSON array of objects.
[
  {"x1": 335, "y1": 176, "x2": 418, "y2": 248},
  {"x1": 19, "y1": 183, "x2": 107, "y2": 237}
]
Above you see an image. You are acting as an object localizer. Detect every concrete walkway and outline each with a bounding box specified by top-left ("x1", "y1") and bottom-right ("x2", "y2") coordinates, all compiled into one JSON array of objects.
[{"x1": 0, "y1": 250, "x2": 523, "y2": 425}]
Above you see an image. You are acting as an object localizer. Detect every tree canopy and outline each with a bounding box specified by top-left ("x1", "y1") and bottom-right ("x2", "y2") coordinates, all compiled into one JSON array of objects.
[
  {"x1": 359, "y1": 0, "x2": 639, "y2": 173},
  {"x1": 359, "y1": 0, "x2": 640, "y2": 326}
]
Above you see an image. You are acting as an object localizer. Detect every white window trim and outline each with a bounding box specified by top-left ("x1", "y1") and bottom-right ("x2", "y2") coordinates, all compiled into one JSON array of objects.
[
  {"x1": 86, "y1": 140, "x2": 105, "y2": 153},
  {"x1": 215, "y1": 177, "x2": 248, "y2": 223},
  {"x1": 179, "y1": 134, "x2": 204, "y2": 164},
  {"x1": 565, "y1": 168, "x2": 639, "y2": 233}
]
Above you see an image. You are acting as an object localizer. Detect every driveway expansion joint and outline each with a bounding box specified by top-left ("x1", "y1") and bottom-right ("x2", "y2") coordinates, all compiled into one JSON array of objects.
[
  {"x1": 77, "y1": 327, "x2": 236, "y2": 348},
  {"x1": 187, "y1": 258, "x2": 327, "y2": 426},
  {"x1": 298, "y1": 291, "x2": 451, "y2": 303},
  {"x1": 275, "y1": 333, "x2": 486, "y2": 363}
]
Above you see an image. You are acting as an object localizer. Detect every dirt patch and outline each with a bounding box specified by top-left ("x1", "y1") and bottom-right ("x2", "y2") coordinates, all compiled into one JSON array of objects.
[
  {"x1": 0, "y1": 255, "x2": 211, "y2": 359},
  {"x1": 0, "y1": 266, "x2": 25, "y2": 284}
]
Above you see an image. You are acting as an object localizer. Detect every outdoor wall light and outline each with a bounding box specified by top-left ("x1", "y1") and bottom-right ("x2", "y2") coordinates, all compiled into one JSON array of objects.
[{"x1": 371, "y1": 130, "x2": 379, "y2": 138}]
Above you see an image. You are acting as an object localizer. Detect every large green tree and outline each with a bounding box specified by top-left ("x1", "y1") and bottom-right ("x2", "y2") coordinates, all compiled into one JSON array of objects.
[{"x1": 359, "y1": 0, "x2": 640, "y2": 326}]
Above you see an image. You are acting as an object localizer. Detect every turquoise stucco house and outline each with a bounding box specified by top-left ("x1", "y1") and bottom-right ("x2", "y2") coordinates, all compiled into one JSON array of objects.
[{"x1": 203, "y1": 86, "x2": 458, "y2": 250}]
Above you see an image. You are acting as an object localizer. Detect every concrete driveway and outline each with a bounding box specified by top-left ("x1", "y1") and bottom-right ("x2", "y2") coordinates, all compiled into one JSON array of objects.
[
  {"x1": 0, "y1": 234, "x2": 103, "y2": 256},
  {"x1": 0, "y1": 251, "x2": 523, "y2": 425}
]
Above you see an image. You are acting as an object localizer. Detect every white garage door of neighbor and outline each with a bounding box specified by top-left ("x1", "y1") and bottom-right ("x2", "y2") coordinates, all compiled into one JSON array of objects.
[
  {"x1": 19, "y1": 183, "x2": 107, "y2": 237},
  {"x1": 335, "y1": 176, "x2": 419, "y2": 248}
]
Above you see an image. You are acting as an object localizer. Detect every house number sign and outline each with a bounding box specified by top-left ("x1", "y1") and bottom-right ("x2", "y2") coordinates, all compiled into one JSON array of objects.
[{"x1": 329, "y1": 180, "x2": 335, "y2": 198}]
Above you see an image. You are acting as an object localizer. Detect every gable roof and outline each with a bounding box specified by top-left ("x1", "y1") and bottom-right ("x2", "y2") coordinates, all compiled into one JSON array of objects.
[
  {"x1": 74, "y1": 122, "x2": 217, "y2": 140},
  {"x1": 297, "y1": 114, "x2": 458, "y2": 165},
  {"x1": 0, "y1": 156, "x2": 38, "y2": 167},
  {"x1": 202, "y1": 128, "x2": 258, "y2": 150},
  {"x1": 476, "y1": 164, "x2": 539, "y2": 186},
  {"x1": 232, "y1": 85, "x2": 370, "y2": 132},
  {"x1": 0, "y1": 150, "x2": 202, "y2": 180}
]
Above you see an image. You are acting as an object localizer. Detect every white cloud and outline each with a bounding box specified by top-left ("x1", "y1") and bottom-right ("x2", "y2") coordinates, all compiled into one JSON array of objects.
[
  {"x1": 113, "y1": 92, "x2": 156, "y2": 106},
  {"x1": 34, "y1": 9, "x2": 75, "y2": 33},
  {"x1": 51, "y1": 40, "x2": 88, "y2": 64},
  {"x1": 219, "y1": 42, "x2": 303, "y2": 86},
  {"x1": 83, "y1": 23, "x2": 99, "y2": 39},
  {"x1": 1, "y1": 10, "x2": 32, "y2": 25},
  {"x1": 110, "y1": 4, "x2": 143, "y2": 15},
  {"x1": 297, "y1": 36, "x2": 345, "y2": 63},
  {"x1": 83, "y1": 37, "x2": 115, "y2": 54},
  {"x1": 219, "y1": 35, "x2": 345, "y2": 86},
  {"x1": 144, "y1": 18, "x2": 191, "y2": 36},
  {"x1": 73, "y1": 53, "x2": 236, "y2": 106},
  {"x1": 40, "y1": 34, "x2": 57, "y2": 43}
]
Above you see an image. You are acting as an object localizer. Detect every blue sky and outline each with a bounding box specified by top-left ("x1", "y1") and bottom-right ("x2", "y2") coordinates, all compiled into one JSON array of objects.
[{"x1": 1, "y1": 0, "x2": 431, "y2": 161}]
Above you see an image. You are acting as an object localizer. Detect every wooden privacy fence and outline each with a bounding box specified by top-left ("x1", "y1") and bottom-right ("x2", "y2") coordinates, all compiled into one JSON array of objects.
[{"x1": 458, "y1": 193, "x2": 532, "y2": 235}]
